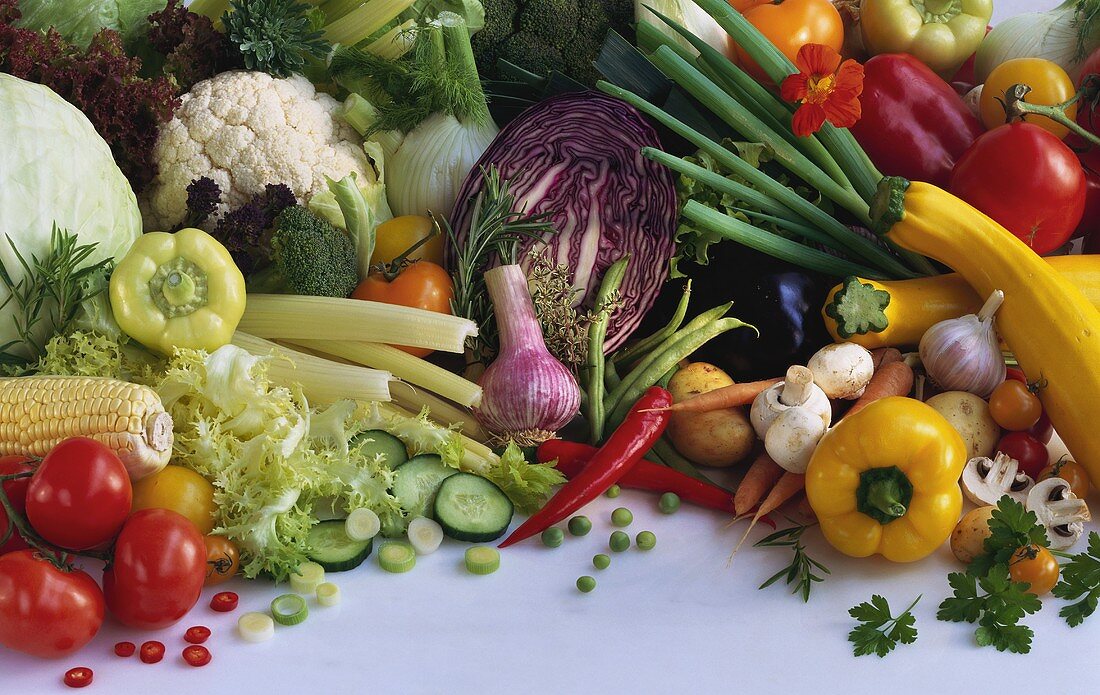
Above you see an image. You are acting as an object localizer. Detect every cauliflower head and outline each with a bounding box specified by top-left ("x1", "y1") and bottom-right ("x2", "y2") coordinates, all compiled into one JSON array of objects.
[{"x1": 142, "y1": 71, "x2": 375, "y2": 230}]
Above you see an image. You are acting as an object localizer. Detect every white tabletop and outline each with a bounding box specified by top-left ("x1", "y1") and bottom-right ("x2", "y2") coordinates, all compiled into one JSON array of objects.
[{"x1": 5, "y1": 2, "x2": 1096, "y2": 693}]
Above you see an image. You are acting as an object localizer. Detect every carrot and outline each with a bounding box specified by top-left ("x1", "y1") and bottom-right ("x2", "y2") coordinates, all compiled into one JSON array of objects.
[
  {"x1": 648, "y1": 377, "x2": 781, "y2": 414},
  {"x1": 870, "y1": 347, "x2": 903, "y2": 370},
  {"x1": 846, "y1": 361, "x2": 914, "y2": 418},
  {"x1": 732, "y1": 453, "x2": 784, "y2": 518},
  {"x1": 729, "y1": 472, "x2": 807, "y2": 562}
]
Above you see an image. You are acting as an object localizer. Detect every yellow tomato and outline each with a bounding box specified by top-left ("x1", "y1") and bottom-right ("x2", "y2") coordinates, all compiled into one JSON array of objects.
[
  {"x1": 130, "y1": 465, "x2": 217, "y2": 535},
  {"x1": 733, "y1": 0, "x2": 844, "y2": 83},
  {"x1": 980, "y1": 58, "x2": 1077, "y2": 139},
  {"x1": 371, "y1": 215, "x2": 444, "y2": 267}
]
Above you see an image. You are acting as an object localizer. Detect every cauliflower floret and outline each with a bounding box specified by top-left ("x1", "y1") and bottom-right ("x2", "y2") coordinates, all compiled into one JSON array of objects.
[{"x1": 142, "y1": 71, "x2": 374, "y2": 230}]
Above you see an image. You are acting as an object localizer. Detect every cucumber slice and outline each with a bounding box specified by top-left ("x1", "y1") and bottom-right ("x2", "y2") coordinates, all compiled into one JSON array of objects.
[
  {"x1": 433, "y1": 473, "x2": 514, "y2": 543},
  {"x1": 392, "y1": 454, "x2": 457, "y2": 519},
  {"x1": 351, "y1": 429, "x2": 408, "y2": 468},
  {"x1": 306, "y1": 520, "x2": 373, "y2": 572}
]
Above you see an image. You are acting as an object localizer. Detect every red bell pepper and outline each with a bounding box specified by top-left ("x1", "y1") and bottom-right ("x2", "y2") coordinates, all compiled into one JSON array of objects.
[
  {"x1": 850, "y1": 54, "x2": 984, "y2": 189},
  {"x1": 537, "y1": 439, "x2": 734, "y2": 514},
  {"x1": 498, "y1": 387, "x2": 672, "y2": 548}
]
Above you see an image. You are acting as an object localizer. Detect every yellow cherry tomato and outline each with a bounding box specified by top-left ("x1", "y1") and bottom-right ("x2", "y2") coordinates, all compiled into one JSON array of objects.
[
  {"x1": 130, "y1": 465, "x2": 217, "y2": 535},
  {"x1": 1009, "y1": 545, "x2": 1060, "y2": 596},
  {"x1": 980, "y1": 58, "x2": 1077, "y2": 139},
  {"x1": 371, "y1": 215, "x2": 444, "y2": 268},
  {"x1": 203, "y1": 535, "x2": 240, "y2": 586}
]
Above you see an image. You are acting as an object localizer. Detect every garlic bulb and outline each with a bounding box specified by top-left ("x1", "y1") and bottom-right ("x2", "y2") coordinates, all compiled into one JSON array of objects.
[{"x1": 919, "y1": 290, "x2": 1006, "y2": 398}]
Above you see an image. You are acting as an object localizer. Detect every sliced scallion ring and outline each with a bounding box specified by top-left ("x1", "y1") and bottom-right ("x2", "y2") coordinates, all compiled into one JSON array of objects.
[
  {"x1": 345, "y1": 508, "x2": 381, "y2": 542},
  {"x1": 407, "y1": 517, "x2": 444, "y2": 555},
  {"x1": 289, "y1": 561, "x2": 325, "y2": 594},
  {"x1": 316, "y1": 582, "x2": 341, "y2": 607},
  {"x1": 270, "y1": 594, "x2": 309, "y2": 626},
  {"x1": 238, "y1": 612, "x2": 276, "y2": 643},
  {"x1": 464, "y1": 546, "x2": 500, "y2": 575},
  {"x1": 378, "y1": 541, "x2": 417, "y2": 573}
]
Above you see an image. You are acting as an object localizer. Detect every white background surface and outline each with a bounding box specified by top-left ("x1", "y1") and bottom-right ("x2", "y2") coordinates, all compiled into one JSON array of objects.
[{"x1": 4, "y1": 1, "x2": 1094, "y2": 694}]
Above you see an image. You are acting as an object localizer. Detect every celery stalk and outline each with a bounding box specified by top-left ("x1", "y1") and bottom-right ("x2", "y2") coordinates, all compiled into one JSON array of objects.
[
  {"x1": 323, "y1": 0, "x2": 415, "y2": 46},
  {"x1": 364, "y1": 19, "x2": 417, "y2": 59}
]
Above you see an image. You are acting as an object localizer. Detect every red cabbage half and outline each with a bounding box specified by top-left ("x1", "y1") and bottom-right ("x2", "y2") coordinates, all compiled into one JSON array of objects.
[{"x1": 447, "y1": 91, "x2": 678, "y2": 353}]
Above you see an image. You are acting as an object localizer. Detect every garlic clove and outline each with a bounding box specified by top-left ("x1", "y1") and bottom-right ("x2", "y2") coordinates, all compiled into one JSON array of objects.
[{"x1": 918, "y1": 290, "x2": 1006, "y2": 399}]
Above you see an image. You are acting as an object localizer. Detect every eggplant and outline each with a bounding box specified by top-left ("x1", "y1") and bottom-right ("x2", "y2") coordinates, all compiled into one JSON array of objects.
[{"x1": 636, "y1": 244, "x2": 833, "y2": 381}]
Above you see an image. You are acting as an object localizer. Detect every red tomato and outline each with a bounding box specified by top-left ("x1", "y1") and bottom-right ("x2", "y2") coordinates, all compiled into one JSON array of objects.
[
  {"x1": 997, "y1": 432, "x2": 1050, "y2": 478},
  {"x1": 949, "y1": 123, "x2": 1086, "y2": 255},
  {"x1": 351, "y1": 262, "x2": 454, "y2": 358},
  {"x1": 184, "y1": 625, "x2": 211, "y2": 644},
  {"x1": 1073, "y1": 47, "x2": 1100, "y2": 172},
  {"x1": 63, "y1": 667, "x2": 93, "y2": 688},
  {"x1": 103, "y1": 509, "x2": 206, "y2": 630},
  {"x1": 140, "y1": 641, "x2": 165, "y2": 664},
  {"x1": 0, "y1": 550, "x2": 104, "y2": 658},
  {"x1": 182, "y1": 645, "x2": 212, "y2": 667},
  {"x1": 1075, "y1": 166, "x2": 1100, "y2": 243},
  {"x1": 0, "y1": 455, "x2": 34, "y2": 555},
  {"x1": 26, "y1": 438, "x2": 132, "y2": 551}
]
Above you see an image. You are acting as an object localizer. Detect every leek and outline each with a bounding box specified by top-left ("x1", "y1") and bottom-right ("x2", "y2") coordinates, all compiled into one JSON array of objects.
[
  {"x1": 239, "y1": 295, "x2": 478, "y2": 353},
  {"x1": 976, "y1": 1, "x2": 1100, "y2": 82}
]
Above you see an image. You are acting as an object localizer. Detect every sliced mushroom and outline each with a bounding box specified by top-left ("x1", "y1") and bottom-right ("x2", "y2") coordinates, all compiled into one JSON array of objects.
[
  {"x1": 1026, "y1": 477, "x2": 1092, "y2": 550},
  {"x1": 960, "y1": 452, "x2": 1034, "y2": 506}
]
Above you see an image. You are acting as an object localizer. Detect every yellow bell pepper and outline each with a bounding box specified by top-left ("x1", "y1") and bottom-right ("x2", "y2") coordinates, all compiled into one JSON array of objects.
[
  {"x1": 805, "y1": 397, "x2": 966, "y2": 563},
  {"x1": 110, "y1": 228, "x2": 246, "y2": 356},
  {"x1": 859, "y1": 0, "x2": 993, "y2": 77}
]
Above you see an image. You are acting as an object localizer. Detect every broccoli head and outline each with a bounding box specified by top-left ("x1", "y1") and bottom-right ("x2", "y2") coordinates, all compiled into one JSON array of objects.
[
  {"x1": 472, "y1": 0, "x2": 635, "y2": 86},
  {"x1": 271, "y1": 206, "x2": 359, "y2": 298}
]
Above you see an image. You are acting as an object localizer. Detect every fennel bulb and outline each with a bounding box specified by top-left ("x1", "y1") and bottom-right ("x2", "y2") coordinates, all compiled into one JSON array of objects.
[
  {"x1": 975, "y1": 0, "x2": 1100, "y2": 82},
  {"x1": 635, "y1": 0, "x2": 732, "y2": 57}
]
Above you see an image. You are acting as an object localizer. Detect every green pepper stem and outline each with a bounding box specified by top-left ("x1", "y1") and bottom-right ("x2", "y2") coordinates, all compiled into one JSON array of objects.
[
  {"x1": 1001, "y1": 83, "x2": 1100, "y2": 147},
  {"x1": 163, "y1": 270, "x2": 197, "y2": 307},
  {"x1": 864, "y1": 481, "x2": 908, "y2": 519},
  {"x1": 856, "y1": 465, "x2": 914, "y2": 524}
]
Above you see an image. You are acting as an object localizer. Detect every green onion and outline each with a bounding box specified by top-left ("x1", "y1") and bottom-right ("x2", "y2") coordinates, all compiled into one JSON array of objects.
[
  {"x1": 316, "y1": 582, "x2": 342, "y2": 607},
  {"x1": 378, "y1": 541, "x2": 417, "y2": 573},
  {"x1": 568, "y1": 516, "x2": 592, "y2": 537},
  {"x1": 593, "y1": 554, "x2": 611, "y2": 570},
  {"x1": 611, "y1": 508, "x2": 634, "y2": 527},
  {"x1": 238, "y1": 612, "x2": 276, "y2": 643},
  {"x1": 636, "y1": 531, "x2": 657, "y2": 551},
  {"x1": 609, "y1": 531, "x2": 631, "y2": 553},
  {"x1": 577, "y1": 575, "x2": 597, "y2": 593},
  {"x1": 289, "y1": 561, "x2": 325, "y2": 594},
  {"x1": 541, "y1": 527, "x2": 565, "y2": 548},
  {"x1": 464, "y1": 546, "x2": 501, "y2": 575},
  {"x1": 270, "y1": 594, "x2": 309, "y2": 626}
]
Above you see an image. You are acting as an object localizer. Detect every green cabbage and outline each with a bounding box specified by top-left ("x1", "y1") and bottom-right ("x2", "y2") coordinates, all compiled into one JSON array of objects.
[
  {"x1": 14, "y1": 0, "x2": 168, "y2": 49},
  {"x1": 0, "y1": 74, "x2": 142, "y2": 358}
]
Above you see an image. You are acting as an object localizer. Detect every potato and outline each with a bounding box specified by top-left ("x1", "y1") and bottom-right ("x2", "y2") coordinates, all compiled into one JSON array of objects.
[
  {"x1": 951, "y1": 505, "x2": 996, "y2": 563},
  {"x1": 925, "y1": 391, "x2": 1001, "y2": 460},
  {"x1": 666, "y1": 362, "x2": 755, "y2": 467}
]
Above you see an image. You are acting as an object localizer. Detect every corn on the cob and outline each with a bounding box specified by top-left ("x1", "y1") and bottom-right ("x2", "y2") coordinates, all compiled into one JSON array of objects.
[{"x1": 0, "y1": 376, "x2": 173, "y2": 481}]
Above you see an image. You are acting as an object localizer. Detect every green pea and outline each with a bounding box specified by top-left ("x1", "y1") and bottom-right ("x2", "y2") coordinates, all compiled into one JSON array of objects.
[
  {"x1": 636, "y1": 531, "x2": 656, "y2": 551},
  {"x1": 658, "y1": 492, "x2": 681, "y2": 514},
  {"x1": 576, "y1": 575, "x2": 596, "y2": 593},
  {"x1": 605, "y1": 485, "x2": 621, "y2": 499},
  {"x1": 568, "y1": 515, "x2": 592, "y2": 537},
  {"x1": 611, "y1": 507, "x2": 633, "y2": 527},
  {"x1": 541, "y1": 527, "x2": 564, "y2": 548},
  {"x1": 592, "y1": 553, "x2": 611, "y2": 570},
  {"x1": 609, "y1": 530, "x2": 630, "y2": 552}
]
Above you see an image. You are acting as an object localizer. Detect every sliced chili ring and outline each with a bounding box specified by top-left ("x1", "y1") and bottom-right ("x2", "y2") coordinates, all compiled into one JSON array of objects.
[
  {"x1": 210, "y1": 591, "x2": 239, "y2": 612},
  {"x1": 140, "y1": 641, "x2": 165, "y2": 664},
  {"x1": 184, "y1": 625, "x2": 211, "y2": 644},
  {"x1": 63, "y1": 667, "x2": 93, "y2": 688},
  {"x1": 114, "y1": 641, "x2": 136, "y2": 657},
  {"x1": 182, "y1": 645, "x2": 212, "y2": 667}
]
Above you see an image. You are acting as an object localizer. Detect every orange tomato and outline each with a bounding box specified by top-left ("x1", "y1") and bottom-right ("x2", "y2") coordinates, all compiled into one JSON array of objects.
[
  {"x1": 1039, "y1": 458, "x2": 1092, "y2": 500},
  {"x1": 351, "y1": 262, "x2": 455, "y2": 358},
  {"x1": 1008, "y1": 545, "x2": 1060, "y2": 596},
  {"x1": 203, "y1": 535, "x2": 240, "y2": 586},
  {"x1": 734, "y1": 0, "x2": 844, "y2": 83}
]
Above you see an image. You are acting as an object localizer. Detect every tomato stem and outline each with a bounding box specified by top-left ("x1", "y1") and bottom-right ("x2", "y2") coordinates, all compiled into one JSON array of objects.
[
  {"x1": 373, "y1": 224, "x2": 442, "y2": 282},
  {"x1": 0, "y1": 470, "x2": 33, "y2": 482},
  {"x1": 1000, "y1": 82, "x2": 1100, "y2": 146}
]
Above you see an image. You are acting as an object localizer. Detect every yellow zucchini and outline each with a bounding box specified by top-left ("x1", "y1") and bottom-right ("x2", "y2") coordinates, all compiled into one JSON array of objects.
[
  {"x1": 823, "y1": 255, "x2": 1100, "y2": 348},
  {"x1": 872, "y1": 177, "x2": 1100, "y2": 482}
]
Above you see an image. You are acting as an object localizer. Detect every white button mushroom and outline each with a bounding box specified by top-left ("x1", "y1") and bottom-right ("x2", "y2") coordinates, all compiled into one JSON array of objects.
[
  {"x1": 807, "y1": 343, "x2": 875, "y2": 400},
  {"x1": 1026, "y1": 477, "x2": 1092, "y2": 550},
  {"x1": 960, "y1": 452, "x2": 1034, "y2": 506},
  {"x1": 750, "y1": 365, "x2": 832, "y2": 474},
  {"x1": 764, "y1": 406, "x2": 828, "y2": 474}
]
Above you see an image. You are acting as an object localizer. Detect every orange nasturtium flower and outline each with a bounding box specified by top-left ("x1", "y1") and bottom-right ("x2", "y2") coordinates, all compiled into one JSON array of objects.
[{"x1": 780, "y1": 44, "x2": 864, "y2": 137}]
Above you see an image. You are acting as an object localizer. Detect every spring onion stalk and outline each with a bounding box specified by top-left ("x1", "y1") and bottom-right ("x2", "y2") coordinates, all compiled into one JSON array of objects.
[
  {"x1": 231, "y1": 333, "x2": 393, "y2": 405},
  {"x1": 598, "y1": 80, "x2": 913, "y2": 278},
  {"x1": 288, "y1": 338, "x2": 483, "y2": 408},
  {"x1": 681, "y1": 200, "x2": 884, "y2": 279},
  {"x1": 586, "y1": 257, "x2": 630, "y2": 444},
  {"x1": 239, "y1": 295, "x2": 478, "y2": 353},
  {"x1": 323, "y1": 0, "x2": 415, "y2": 46},
  {"x1": 611, "y1": 281, "x2": 692, "y2": 368}
]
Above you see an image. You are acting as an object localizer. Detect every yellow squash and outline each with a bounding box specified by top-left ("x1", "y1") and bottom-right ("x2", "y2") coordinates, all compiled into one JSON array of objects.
[
  {"x1": 806, "y1": 396, "x2": 967, "y2": 562},
  {"x1": 872, "y1": 177, "x2": 1100, "y2": 483},
  {"x1": 823, "y1": 255, "x2": 1100, "y2": 348}
]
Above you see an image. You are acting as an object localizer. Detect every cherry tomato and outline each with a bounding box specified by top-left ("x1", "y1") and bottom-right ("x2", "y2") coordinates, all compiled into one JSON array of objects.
[
  {"x1": 997, "y1": 432, "x2": 1049, "y2": 479},
  {"x1": 140, "y1": 641, "x2": 165, "y2": 664},
  {"x1": 1009, "y1": 545, "x2": 1060, "y2": 595},
  {"x1": 130, "y1": 465, "x2": 216, "y2": 534},
  {"x1": 203, "y1": 534, "x2": 240, "y2": 586},
  {"x1": 26, "y1": 438, "x2": 132, "y2": 551},
  {"x1": 103, "y1": 509, "x2": 206, "y2": 630},
  {"x1": 351, "y1": 262, "x2": 455, "y2": 358},
  {"x1": 1072, "y1": 47, "x2": 1100, "y2": 172},
  {"x1": 1005, "y1": 369, "x2": 1053, "y2": 443},
  {"x1": 733, "y1": 0, "x2": 844, "y2": 83},
  {"x1": 0, "y1": 550, "x2": 104, "y2": 658},
  {"x1": 63, "y1": 667, "x2": 93, "y2": 688},
  {"x1": 1039, "y1": 458, "x2": 1092, "y2": 499},
  {"x1": 185, "y1": 625, "x2": 211, "y2": 644},
  {"x1": 182, "y1": 645, "x2": 212, "y2": 667},
  {"x1": 210, "y1": 591, "x2": 239, "y2": 613},
  {"x1": 988, "y1": 379, "x2": 1042, "y2": 431},
  {"x1": 949, "y1": 123, "x2": 1086, "y2": 254},
  {"x1": 371, "y1": 215, "x2": 444, "y2": 267},
  {"x1": 980, "y1": 58, "x2": 1077, "y2": 138},
  {"x1": 0, "y1": 455, "x2": 34, "y2": 555},
  {"x1": 114, "y1": 641, "x2": 136, "y2": 657}
]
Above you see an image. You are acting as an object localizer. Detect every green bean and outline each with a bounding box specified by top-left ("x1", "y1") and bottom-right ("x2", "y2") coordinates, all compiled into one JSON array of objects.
[
  {"x1": 650, "y1": 438, "x2": 714, "y2": 486},
  {"x1": 612, "y1": 280, "x2": 692, "y2": 368},
  {"x1": 586, "y1": 256, "x2": 630, "y2": 444},
  {"x1": 605, "y1": 361, "x2": 621, "y2": 391}
]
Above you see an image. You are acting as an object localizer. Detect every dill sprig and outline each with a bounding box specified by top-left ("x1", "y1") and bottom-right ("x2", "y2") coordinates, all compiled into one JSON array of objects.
[{"x1": 754, "y1": 519, "x2": 831, "y2": 602}]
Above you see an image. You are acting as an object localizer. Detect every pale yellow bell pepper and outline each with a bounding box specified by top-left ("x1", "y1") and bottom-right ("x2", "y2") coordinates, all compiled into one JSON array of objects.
[
  {"x1": 110, "y1": 228, "x2": 246, "y2": 356},
  {"x1": 859, "y1": 0, "x2": 993, "y2": 77}
]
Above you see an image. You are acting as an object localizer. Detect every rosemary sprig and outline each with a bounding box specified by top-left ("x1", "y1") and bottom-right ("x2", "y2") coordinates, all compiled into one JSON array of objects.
[
  {"x1": 0, "y1": 225, "x2": 111, "y2": 368},
  {"x1": 445, "y1": 166, "x2": 555, "y2": 370},
  {"x1": 754, "y1": 519, "x2": 831, "y2": 602}
]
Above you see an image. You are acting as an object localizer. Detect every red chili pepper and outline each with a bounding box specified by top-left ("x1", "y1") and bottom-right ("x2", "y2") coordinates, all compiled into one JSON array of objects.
[
  {"x1": 499, "y1": 387, "x2": 672, "y2": 548},
  {"x1": 63, "y1": 667, "x2": 93, "y2": 688},
  {"x1": 538, "y1": 440, "x2": 734, "y2": 514},
  {"x1": 114, "y1": 641, "x2": 136, "y2": 657},
  {"x1": 850, "y1": 54, "x2": 984, "y2": 188}
]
